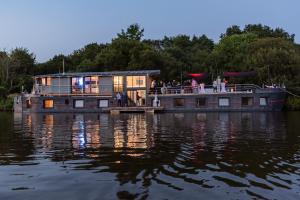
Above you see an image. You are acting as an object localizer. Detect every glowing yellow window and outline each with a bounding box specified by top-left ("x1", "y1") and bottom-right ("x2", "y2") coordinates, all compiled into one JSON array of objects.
[
  {"x1": 43, "y1": 100, "x2": 54, "y2": 109},
  {"x1": 126, "y1": 76, "x2": 146, "y2": 88}
]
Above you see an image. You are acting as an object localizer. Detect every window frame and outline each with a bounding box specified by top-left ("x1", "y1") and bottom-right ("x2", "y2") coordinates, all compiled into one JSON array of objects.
[
  {"x1": 218, "y1": 97, "x2": 230, "y2": 107},
  {"x1": 43, "y1": 99, "x2": 54, "y2": 109},
  {"x1": 196, "y1": 98, "x2": 206, "y2": 107},
  {"x1": 98, "y1": 99, "x2": 109, "y2": 108},
  {"x1": 126, "y1": 76, "x2": 146, "y2": 88},
  {"x1": 73, "y1": 99, "x2": 84, "y2": 108},
  {"x1": 241, "y1": 97, "x2": 254, "y2": 107},
  {"x1": 259, "y1": 97, "x2": 268, "y2": 106},
  {"x1": 174, "y1": 98, "x2": 185, "y2": 107}
]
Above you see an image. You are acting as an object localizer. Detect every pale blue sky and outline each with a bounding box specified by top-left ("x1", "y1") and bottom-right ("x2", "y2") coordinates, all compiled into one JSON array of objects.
[{"x1": 0, "y1": 0, "x2": 299, "y2": 62}]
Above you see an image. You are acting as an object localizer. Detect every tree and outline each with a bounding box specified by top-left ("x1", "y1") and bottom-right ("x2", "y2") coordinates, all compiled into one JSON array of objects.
[
  {"x1": 117, "y1": 23, "x2": 144, "y2": 41},
  {"x1": 220, "y1": 25, "x2": 242, "y2": 38},
  {"x1": 246, "y1": 37, "x2": 300, "y2": 85}
]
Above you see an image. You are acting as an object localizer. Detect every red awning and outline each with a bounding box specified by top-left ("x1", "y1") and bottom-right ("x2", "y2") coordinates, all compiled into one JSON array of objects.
[
  {"x1": 187, "y1": 73, "x2": 208, "y2": 79},
  {"x1": 223, "y1": 71, "x2": 256, "y2": 77}
]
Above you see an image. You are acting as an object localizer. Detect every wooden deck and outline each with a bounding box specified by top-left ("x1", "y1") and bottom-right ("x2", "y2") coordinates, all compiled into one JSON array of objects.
[{"x1": 102, "y1": 106, "x2": 164, "y2": 114}]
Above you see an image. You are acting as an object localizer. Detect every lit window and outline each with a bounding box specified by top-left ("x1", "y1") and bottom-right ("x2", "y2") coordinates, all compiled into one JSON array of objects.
[
  {"x1": 219, "y1": 98, "x2": 230, "y2": 107},
  {"x1": 127, "y1": 76, "x2": 146, "y2": 88},
  {"x1": 85, "y1": 76, "x2": 99, "y2": 93},
  {"x1": 42, "y1": 77, "x2": 51, "y2": 86},
  {"x1": 113, "y1": 76, "x2": 123, "y2": 92},
  {"x1": 46, "y1": 77, "x2": 51, "y2": 86},
  {"x1": 241, "y1": 97, "x2": 253, "y2": 106},
  {"x1": 99, "y1": 99, "x2": 109, "y2": 108},
  {"x1": 72, "y1": 77, "x2": 84, "y2": 93},
  {"x1": 43, "y1": 100, "x2": 54, "y2": 109},
  {"x1": 74, "y1": 100, "x2": 84, "y2": 108},
  {"x1": 260, "y1": 97, "x2": 268, "y2": 106}
]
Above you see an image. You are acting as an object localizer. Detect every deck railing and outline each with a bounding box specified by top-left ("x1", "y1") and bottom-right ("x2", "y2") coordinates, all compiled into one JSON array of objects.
[
  {"x1": 32, "y1": 84, "x2": 113, "y2": 96},
  {"x1": 149, "y1": 84, "x2": 262, "y2": 95}
]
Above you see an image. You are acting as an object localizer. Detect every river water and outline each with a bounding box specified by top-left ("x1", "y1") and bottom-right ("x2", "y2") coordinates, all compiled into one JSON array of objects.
[{"x1": 0, "y1": 112, "x2": 300, "y2": 200}]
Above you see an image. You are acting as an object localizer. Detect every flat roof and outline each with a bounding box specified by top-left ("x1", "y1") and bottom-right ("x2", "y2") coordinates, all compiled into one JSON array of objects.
[{"x1": 35, "y1": 70, "x2": 160, "y2": 78}]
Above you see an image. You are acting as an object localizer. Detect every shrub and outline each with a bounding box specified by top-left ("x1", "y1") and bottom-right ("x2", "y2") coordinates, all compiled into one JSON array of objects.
[
  {"x1": 0, "y1": 97, "x2": 13, "y2": 111},
  {"x1": 286, "y1": 97, "x2": 300, "y2": 111},
  {"x1": 0, "y1": 86, "x2": 8, "y2": 99}
]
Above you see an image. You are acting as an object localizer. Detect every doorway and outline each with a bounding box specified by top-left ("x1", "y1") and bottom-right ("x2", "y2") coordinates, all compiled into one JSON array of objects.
[{"x1": 127, "y1": 90, "x2": 146, "y2": 106}]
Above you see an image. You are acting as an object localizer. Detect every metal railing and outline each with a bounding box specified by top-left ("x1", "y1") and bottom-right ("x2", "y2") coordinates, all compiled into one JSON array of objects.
[
  {"x1": 33, "y1": 84, "x2": 113, "y2": 96},
  {"x1": 148, "y1": 84, "x2": 263, "y2": 95}
]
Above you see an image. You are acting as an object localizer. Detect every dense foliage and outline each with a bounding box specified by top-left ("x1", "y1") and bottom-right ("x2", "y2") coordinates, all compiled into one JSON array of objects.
[{"x1": 1, "y1": 23, "x2": 300, "y2": 97}]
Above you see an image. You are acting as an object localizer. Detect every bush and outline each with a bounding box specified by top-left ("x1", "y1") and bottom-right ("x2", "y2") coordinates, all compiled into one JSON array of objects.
[
  {"x1": 0, "y1": 97, "x2": 13, "y2": 111},
  {"x1": 286, "y1": 97, "x2": 300, "y2": 111},
  {"x1": 0, "y1": 86, "x2": 8, "y2": 99}
]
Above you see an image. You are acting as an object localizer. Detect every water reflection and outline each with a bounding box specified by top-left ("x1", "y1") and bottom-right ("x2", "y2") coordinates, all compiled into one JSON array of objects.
[{"x1": 0, "y1": 112, "x2": 299, "y2": 199}]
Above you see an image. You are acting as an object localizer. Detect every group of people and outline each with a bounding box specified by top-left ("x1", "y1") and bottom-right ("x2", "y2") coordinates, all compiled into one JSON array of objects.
[
  {"x1": 116, "y1": 91, "x2": 142, "y2": 107},
  {"x1": 150, "y1": 76, "x2": 229, "y2": 95},
  {"x1": 212, "y1": 76, "x2": 227, "y2": 93},
  {"x1": 116, "y1": 92, "x2": 128, "y2": 107}
]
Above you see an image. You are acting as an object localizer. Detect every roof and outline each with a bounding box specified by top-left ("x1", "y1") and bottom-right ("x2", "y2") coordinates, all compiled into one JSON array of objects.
[{"x1": 35, "y1": 70, "x2": 160, "y2": 78}]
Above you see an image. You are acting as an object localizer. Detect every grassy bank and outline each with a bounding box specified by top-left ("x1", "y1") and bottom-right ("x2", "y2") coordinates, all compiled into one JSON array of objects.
[
  {"x1": 0, "y1": 97, "x2": 13, "y2": 111},
  {"x1": 285, "y1": 96, "x2": 300, "y2": 111}
]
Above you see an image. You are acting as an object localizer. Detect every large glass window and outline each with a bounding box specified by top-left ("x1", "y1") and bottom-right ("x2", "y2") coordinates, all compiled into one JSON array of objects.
[
  {"x1": 72, "y1": 77, "x2": 84, "y2": 94},
  {"x1": 127, "y1": 90, "x2": 146, "y2": 106},
  {"x1": 85, "y1": 76, "x2": 99, "y2": 93},
  {"x1": 113, "y1": 76, "x2": 123, "y2": 92},
  {"x1": 42, "y1": 77, "x2": 51, "y2": 86},
  {"x1": 126, "y1": 76, "x2": 146, "y2": 88}
]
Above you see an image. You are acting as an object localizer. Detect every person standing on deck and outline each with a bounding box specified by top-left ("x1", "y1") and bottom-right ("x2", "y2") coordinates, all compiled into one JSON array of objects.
[
  {"x1": 122, "y1": 92, "x2": 128, "y2": 107},
  {"x1": 217, "y1": 76, "x2": 221, "y2": 93},
  {"x1": 213, "y1": 80, "x2": 217, "y2": 93},
  {"x1": 136, "y1": 91, "x2": 141, "y2": 106},
  {"x1": 116, "y1": 92, "x2": 122, "y2": 107}
]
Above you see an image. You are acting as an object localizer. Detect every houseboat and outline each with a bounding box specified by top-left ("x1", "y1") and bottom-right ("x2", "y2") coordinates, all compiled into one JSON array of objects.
[{"x1": 13, "y1": 70, "x2": 286, "y2": 113}]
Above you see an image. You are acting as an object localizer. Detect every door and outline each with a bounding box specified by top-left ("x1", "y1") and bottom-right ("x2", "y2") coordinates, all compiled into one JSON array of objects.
[{"x1": 127, "y1": 90, "x2": 146, "y2": 106}]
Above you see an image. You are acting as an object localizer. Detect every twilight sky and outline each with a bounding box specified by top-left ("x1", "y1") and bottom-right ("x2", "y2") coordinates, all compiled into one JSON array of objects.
[{"x1": 0, "y1": 0, "x2": 299, "y2": 62}]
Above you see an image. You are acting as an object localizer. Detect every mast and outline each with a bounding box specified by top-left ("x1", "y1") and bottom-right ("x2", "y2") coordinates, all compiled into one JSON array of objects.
[{"x1": 63, "y1": 58, "x2": 65, "y2": 75}]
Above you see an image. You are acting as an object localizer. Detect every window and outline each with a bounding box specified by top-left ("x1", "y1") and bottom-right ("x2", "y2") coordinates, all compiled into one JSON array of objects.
[
  {"x1": 127, "y1": 76, "x2": 146, "y2": 88},
  {"x1": 219, "y1": 98, "x2": 230, "y2": 107},
  {"x1": 174, "y1": 98, "x2": 185, "y2": 107},
  {"x1": 241, "y1": 97, "x2": 253, "y2": 106},
  {"x1": 260, "y1": 97, "x2": 268, "y2": 106},
  {"x1": 196, "y1": 98, "x2": 206, "y2": 107},
  {"x1": 85, "y1": 76, "x2": 99, "y2": 93},
  {"x1": 43, "y1": 99, "x2": 54, "y2": 109},
  {"x1": 46, "y1": 77, "x2": 51, "y2": 86},
  {"x1": 74, "y1": 100, "x2": 84, "y2": 108},
  {"x1": 113, "y1": 76, "x2": 123, "y2": 92},
  {"x1": 72, "y1": 77, "x2": 84, "y2": 93},
  {"x1": 42, "y1": 77, "x2": 51, "y2": 86},
  {"x1": 99, "y1": 99, "x2": 109, "y2": 108}
]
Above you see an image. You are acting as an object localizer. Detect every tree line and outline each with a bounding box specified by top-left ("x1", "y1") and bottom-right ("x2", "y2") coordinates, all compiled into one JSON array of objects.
[{"x1": 1, "y1": 23, "x2": 300, "y2": 97}]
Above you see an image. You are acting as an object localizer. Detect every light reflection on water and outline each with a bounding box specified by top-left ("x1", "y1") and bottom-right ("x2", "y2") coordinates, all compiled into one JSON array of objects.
[{"x1": 0, "y1": 112, "x2": 300, "y2": 200}]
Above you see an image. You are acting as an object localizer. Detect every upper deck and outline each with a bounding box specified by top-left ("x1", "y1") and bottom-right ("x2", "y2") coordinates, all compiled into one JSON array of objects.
[{"x1": 33, "y1": 70, "x2": 160, "y2": 96}]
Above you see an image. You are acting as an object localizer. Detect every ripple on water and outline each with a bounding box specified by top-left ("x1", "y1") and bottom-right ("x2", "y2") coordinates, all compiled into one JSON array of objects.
[{"x1": 0, "y1": 112, "x2": 300, "y2": 199}]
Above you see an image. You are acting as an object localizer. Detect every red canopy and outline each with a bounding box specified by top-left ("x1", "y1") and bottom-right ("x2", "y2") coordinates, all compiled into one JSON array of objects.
[
  {"x1": 223, "y1": 71, "x2": 256, "y2": 77},
  {"x1": 187, "y1": 73, "x2": 208, "y2": 79}
]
